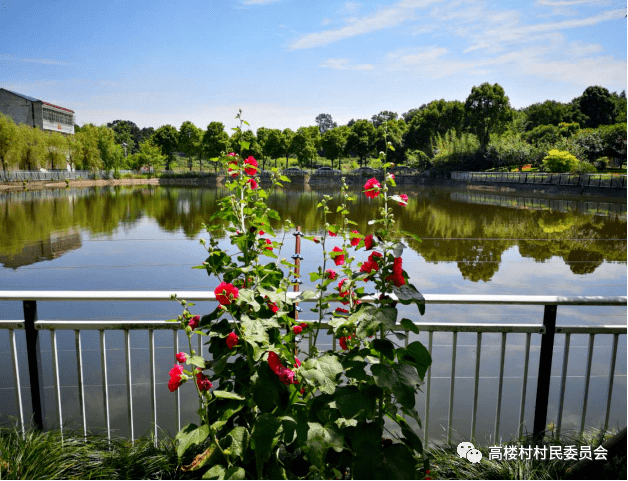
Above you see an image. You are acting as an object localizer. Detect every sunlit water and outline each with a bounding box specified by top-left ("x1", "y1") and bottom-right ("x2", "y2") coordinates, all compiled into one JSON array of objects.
[{"x1": 0, "y1": 184, "x2": 625, "y2": 444}]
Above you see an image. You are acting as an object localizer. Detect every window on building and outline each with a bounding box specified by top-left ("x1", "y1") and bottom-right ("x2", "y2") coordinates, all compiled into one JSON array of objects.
[{"x1": 43, "y1": 108, "x2": 73, "y2": 125}]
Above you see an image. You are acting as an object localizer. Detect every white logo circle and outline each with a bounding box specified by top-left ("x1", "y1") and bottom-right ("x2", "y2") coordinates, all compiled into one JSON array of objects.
[{"x1": 457, "y1": 442, "x2": 483, "y2": 463}]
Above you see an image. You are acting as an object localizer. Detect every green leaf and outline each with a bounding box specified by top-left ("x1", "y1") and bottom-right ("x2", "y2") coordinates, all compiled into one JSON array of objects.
[
  {"x1": 401, "y1": 230, "x2": 422, "y2": 243},
  {"x1": 202, "y1": 464, "x2": 226, "y2": 479},
  {"x1": 352, "y1": 305, "x2": 397, "y2": 339},
  {"x1": 400, "y1": 318, "x2": 419, "y2": 334},
  {"x1": 305, "y1": 422, "x2": 344, "y2": 469},
  {"x1": 371, "y1": 363, "x2": 419, "y2": 409},
  {"x1": 392, "y1": 284, "x2": 426, "y2": 315},
  {"x1": 226, "y1": 427, "x2": 250, "y2": 458},
  {"x1": 239, "y1": 140, "x2": 250, "y2": 150},
  {"x1": 371, "y1": 339, "x2": 395, "y2": 361},
  {"x1": 376, "y1": 444, "x2": 417, "y2": 479},
  {"x1": 402, "y1": 341, "x2": 432, "y2": 380},
  {"x1": 251, "y1": 414, "x2": 281, "y2": 462},
  {"x1": 175, "y1": 423, "x2": 209, "y2": 458},
  {"x1": 309, "y1": 272, "x2": 322, "y2": 282},
  {"x1": 187, "y1": 355, "x2": 206, "y2": 368},
  {"x1": 225, "y1": 467, "x2": 246, "y2": 480},
  {"x1": 336, "y1": 389, "x2": 372, "y2": 420},
  {"x1": 212, "y1": 390, "x2": 245, "y2": 401},
  {"x1": 295, "y1": 290, "x2": 317, "y2": 302}
]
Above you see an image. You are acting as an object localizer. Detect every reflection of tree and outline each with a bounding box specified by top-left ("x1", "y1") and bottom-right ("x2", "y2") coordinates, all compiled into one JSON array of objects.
[{"x1": 0, "y1": 185, "x2": 624, "y2": 279}]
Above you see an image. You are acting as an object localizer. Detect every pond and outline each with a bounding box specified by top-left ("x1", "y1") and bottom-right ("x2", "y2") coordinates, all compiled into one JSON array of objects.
[{"x1": 0, "y1": 184, "x2": 625, "y2": 444}]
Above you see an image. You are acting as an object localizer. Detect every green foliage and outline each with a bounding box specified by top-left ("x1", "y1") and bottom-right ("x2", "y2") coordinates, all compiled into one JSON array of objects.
[
  {"x1": 405, "y1": 149, "x2": 431, "y2": 170},
  {"x1": 345, "y1": 119, "x2": 376, "y2": 166},
  {"x1": 167, "y1": 115, "x2": 430, "y2": 479},
  {"x1": 542, "y1": 149, "x2": 579, "y2": 173},
  {"x1": 486, "y1": 133, "x2": 532, "y2": 170},
  {"x1": 431, "y1": 129, "x2": 485, "y2": 171},
  {"x1": 404, "y1": 99, "x2": 466, "y2": 156},
  {"x1": 0, "y1": 113, "x2": 20, "y2": 171},
  {"x1": 152, "y1": 124, "x2": 179, "y2": 170},
  {"x1": 521, "y1": 100, "x2": 583, "y2": 131},
  {"x1": 576, "y1": 85, "x2": 618, "y2": 128},
  {"x1": 321, "y1": 126, "x2": 349, "y2": 169},
  {"x1": 574, "y1": 160, "x2": 597, "y2": 173},
  {"x1": 179, "y1": 121, "x2": 202, "y2": 171},
  {"x1": 464, "y1": 82, "x2": 513, "y2": 149}
]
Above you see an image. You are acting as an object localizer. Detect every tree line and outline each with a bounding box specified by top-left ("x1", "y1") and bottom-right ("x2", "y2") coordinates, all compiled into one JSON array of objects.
[{"x1": 0, "y1": 83, "x2": 625, "y2": 174}]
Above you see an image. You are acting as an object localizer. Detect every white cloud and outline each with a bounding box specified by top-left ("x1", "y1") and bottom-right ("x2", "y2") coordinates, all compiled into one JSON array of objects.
[
  {"x1": 288, "y1": 0, "x2": 442, "y2": 50},
  {"x1": 341, "y1": 2, "x2": 362, "y2": 15},
  {"x1": 0, "y1": 55, "x2": 68, "y2": 66},
  {"x1": 536, "y1": 0, "x2": 610, "y2": 6},
  {"x1": 387, "y1": 46, "x2": 449, "y2": 64},
  {"x1": 319, "y1": 58, "x2": 374, "y2": 71}
]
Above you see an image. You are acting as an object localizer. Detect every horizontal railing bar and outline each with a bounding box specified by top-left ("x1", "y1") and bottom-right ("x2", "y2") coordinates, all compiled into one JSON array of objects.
[{"x1": 0, "y1": 291, "x2": 625, "y2": 306}]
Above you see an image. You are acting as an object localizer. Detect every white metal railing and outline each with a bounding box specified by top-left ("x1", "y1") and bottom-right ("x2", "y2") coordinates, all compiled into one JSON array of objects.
[
  {"x1": 0, "y1": 291, "x2": 625, "y2": 447},
  {"x1": 451, "y1": 171, "x2": 627, "y2": 189}
]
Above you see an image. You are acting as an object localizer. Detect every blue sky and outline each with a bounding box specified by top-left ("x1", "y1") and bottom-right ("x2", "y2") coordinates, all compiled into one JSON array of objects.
[{"x1": 1, "y1": 0, "x2": 626, "y2": 132}]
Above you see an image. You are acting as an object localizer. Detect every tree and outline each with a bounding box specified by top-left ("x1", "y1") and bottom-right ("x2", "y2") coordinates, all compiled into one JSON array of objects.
[
  {"x1": 74, "y1": 124, "x2": 102, "y2": 171},
  {"x1": 281, "y1": 128, "x2": 295, "y2": 166},
  {"x1": 0, "y1": 113, "x2": 20, "y2": 172},
  {"x1": 44, "y1": 131, "x2": 68, "y2": 170},
  {"x1": 321, "y1": 126, "x2": 349, "y2": 169},
  {"x1": 107, "y1": 120, "x2": 138, "y2": 154},
  {"x1": 179, "y1": 121, "x2": 201, "y2": 171},
  {"x1": 203, "y1": 122, "x2": 230, "y2": 172},
  {"x1": 576, "y1": 86, "x2": 618, "y2": 128},
  {"x1": 315, "y1": 113, "x2": 337, "y2": 134},
  {"x1": 464, "y1": 82, "x2": 512, "y2": 150},
  {"x1": 138, "y1": 127, "x2": 155, "y2": 145},
  {"x1": 520, "y1": 100, "x2": 583, "y2": 131},
  {"x1": 131, "y1": 139, "x2": 165, "y2": 172},
  {"x1": 152, "y1": 125, "x2": 179, "y2": 170},
  {"x1": 17, "y1": 125, "x2": 46, "y2": 171},
  {"x1": 292, "y1": 126, "x2": 319, "y2": 169},
  {"x1": 404, "y1": 100, "x2": 466, "y2": 156},
  {"x1": 345, "y1": 119, "x2": 376, "y2": 166},
  {"x1": 96, "y1": 126, "x2": 124, "y2": 172},
  {"x1": 230, "y1": 130, "x2": 259, "y2": 159},
  {"x1": 371, "y1": 110, "x2": 398, "y2": 128},
  {"x1": 256, "y1": 127, "x2": 271, "y2": 170},
  {"x1": 65, "y1": 134, "x2": 81, "y2": 171},
  {"x1": 375, "y1": 118, "x2": 407, "y2": 163},
  {"x1": 264, "y1": 129, "x2": 284, "y2": 168}
]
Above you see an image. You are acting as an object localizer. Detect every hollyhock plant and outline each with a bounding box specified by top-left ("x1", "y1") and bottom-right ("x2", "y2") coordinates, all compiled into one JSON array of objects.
[
  {"x1": 339, "y1": 335, "x2": 352, "y2": 351},
  {"x1": 293, "y1": 325, "x2": 302, "y2": 335},
  {"x1": 398, "y1": 194, "x2": 408, "y2": 206},
  {"x1": 364, "y1": 234, "x2": 375, "y2": 250},
  {"x1": 244, "y1": 156, "x2": 258, "y2": 175},
  {"x1": 215, "y1": 282, "x2": 239, "y2": 306},
  {"x1": 328, "y1": 230, "x2": 337, "y2": 237},
  {"x1": 226, "y1": 332, "x2": 239, "y2": 349},
  {"x1": 325, "y1": 269, "x2": 337, "y2": 280},
  {"x1": 264, "y1": 238, "x2": 273, "y2": 250},
  {"x1": 331, "y1": 246, "x2": 345, "y2": 266},
  {"x1": 188, "y1": 315, "x2": 200, "y2": 330},
  {"x1": 364, "y1": 178, "x2": 381, "y2": 198},
  {"x1": 350, "y1": 230, "x2": 362, "y2": 247},
  {"x1": 246, "y1": 178, "x2": 258, "y2": 190},
  {"x1": 176, "y1": 352, "x2": 187, "y2": 363}
]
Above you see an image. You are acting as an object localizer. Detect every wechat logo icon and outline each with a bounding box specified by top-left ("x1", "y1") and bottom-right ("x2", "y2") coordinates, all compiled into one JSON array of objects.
[{"x1": 458, "y1": 442, "x2": 483, "y2": 464}]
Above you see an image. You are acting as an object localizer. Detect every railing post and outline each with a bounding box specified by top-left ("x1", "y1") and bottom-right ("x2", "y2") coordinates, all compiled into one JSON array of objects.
[
  {"x1": 23, "y1": 300, "x2": 45, "y2": 431},
  {"x1": 533, "y1": 304, "x2": 557, "y2": 439}
]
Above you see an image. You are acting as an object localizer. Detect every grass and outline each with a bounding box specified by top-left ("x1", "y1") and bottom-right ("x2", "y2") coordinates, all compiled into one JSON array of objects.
[
  {"x1": 1, "y1": 425, "x2": 624, "y2": 480},
  {"x1": 427, "y1": 429, "x2": 626, "y2": 480}
]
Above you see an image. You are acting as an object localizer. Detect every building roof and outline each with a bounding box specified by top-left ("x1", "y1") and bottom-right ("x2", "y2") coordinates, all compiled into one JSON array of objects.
[{"x1": 0, "y1": 88, "x2": 74, "y2": 113}]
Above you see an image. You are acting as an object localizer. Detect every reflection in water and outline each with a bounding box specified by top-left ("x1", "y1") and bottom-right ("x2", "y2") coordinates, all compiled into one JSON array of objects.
[
  {"x1": 0, "y1": 185, "x2": 625, "y2": 281},
  {"x1": 0, "y1": 229, "x2": 82, "y2": 269}
]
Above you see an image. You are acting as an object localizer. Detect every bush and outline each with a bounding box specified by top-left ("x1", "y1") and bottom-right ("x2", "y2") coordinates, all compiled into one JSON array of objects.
[
  {"x1": 405, "y1": 149, "x2": 431, "y2": 170},
  {"x1": 542, "y1": 149, "x2": 579, "y2": 173},
  {"x1": 574, "y1": 160, "x2": 598, "y2": 173},
  {"x1": 594, "y1": 156, "x2": 610, "y2": 170}
]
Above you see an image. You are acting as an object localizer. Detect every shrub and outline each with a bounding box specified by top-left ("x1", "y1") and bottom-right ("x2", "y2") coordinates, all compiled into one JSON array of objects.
[
  {"x1": 542, "y1": 149, "x2": 579, "y2": 173},
  {"x1": 574, "y1": 160, "x2": 598, "y2": 173}
]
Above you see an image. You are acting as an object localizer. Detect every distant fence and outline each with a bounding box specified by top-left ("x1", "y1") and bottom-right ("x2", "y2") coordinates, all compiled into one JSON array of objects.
[
  {"x1": 0, "y1": 170, "x2": 137, "y2": 182},
  {"x1": 452, "y1": 171, "x2": 627, "y2": 189}
]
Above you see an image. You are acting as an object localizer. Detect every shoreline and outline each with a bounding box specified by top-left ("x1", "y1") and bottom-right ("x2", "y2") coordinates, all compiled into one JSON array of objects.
[{"x1": 0, "y1": 174, "x2": 625, "y2": 199}]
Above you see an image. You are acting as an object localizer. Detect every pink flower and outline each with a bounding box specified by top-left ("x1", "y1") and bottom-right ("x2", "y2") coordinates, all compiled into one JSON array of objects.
[
  {"x1": 227, "y1": 152, "x2": 237, "y2": 158},
  {"x1": 169, "y1": 364, "x2": 184, "y2": 378},
  {"x1": 188, "y1": 315, "x2": 200, "y2": 330},
  {"x1": 168, "y1": 376, "x2": 183, "y2": 392},
  {"x1": 244, "y1": 156, "x2": 258, "y2": 176},
  {"x1": 175, "y1": 352, "x2": 187, "y2": 363},
  {"x1": 313, "y1": 236, "x2": 321, "y2": 244},
  {"x1": 339, "y1": 335, "x2": 352, "y2": 351},
  {"x1": 294, "y1": 357, "x2": 301, "y2": 368},
  {"x1": 278, "y1": 367, "x2": 297, "y2": 385},
  {"x1": 364, "y1": 235, "x2": 374, "y2": 250},
  {"x1": 195, "y1": 370, "x2": 213, "y2": 391},
  {"x1": 350, "y1": 230, "x2": 362, "y2": 247},
  {"x1": 215, "y1": 282, "x2": 239, "y2": 306},
  {"x1": 293, "y1": 325, "x2": 302, "y2": 335},
  {"x1": 364, "y1": 178, "x2": 381, "y2": 199},
  {"x1": 247, "y1": 178, "x2": 258, "y2": 190},
  {"x1": 398, "y1": 194, "x2": 408, "y2": 206},
  {"x1": 325, "y1": 269, "x2": 337, "y2": 280},
  {"x1": 328, "y1": 230, "x2": 337, "y2": 237},
  {"x1": 332, "y1": 246, "x2": 345, "y2": 266},
  {"x1": 226, "y1": 332, "x2": 239, "y2": 349}
]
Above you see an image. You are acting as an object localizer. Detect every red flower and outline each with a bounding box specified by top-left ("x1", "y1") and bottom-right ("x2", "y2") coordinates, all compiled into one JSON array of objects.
[
  {"x1": 215, "y1": 282, "x2": 239, "y2": 306},
  {"x1": 313, "y1": 236, "x2": 321, "y2": 243},
  {"x1": 339, "y1": 335, "x2": 352, "y2": 351},
  {"x1": 195, "y1": 370, "x2": 213, "y2": 391},
  {"x1": 278, "y1": 367, "x2": 297, "y2": 385},
  {"x1": 293, "y1": 325, "x2": 302, "y2": 335},
  {"x1": 364, "y1": 178, "x2": 381, "y2": 199},
  {"x1": 227, "y1": 152, "x2": 237, "y2": 158},
  {"x1": 169, "y1": 364, "x2": 184, "y2": 378},
  {"x1": 188, "y1": 315, "x2": 200, "y2": 330},
  {"x1": 328, "y1": 230, "x2": 337, "y2": 237},
  {"x1": 350, "y1": 230, "x2": 361, "y2": 247},
  {"x1": 226, "y1": 332, "x2": 239, "y2": 349},
  {"x1": 364, "y1": 234, "x2": 374, "y2": 250},
  {"x1": 325, "y1": 269, "x2": 337, "y2": 280},
  {"x1": 360, "y1": 260, "x2": 379, "y2": 275},
  {"x1": 386, "y1": 257, "x2": 406, "y2": 287},
  {"x1": 332, "y1": 246, "x2": 345, "y2": 266},
  {"x1": 398, "y1": 194, "x2": 408, "y2": 206},
  {"x1": 244, "y1": 156, "x2": 258, "y2": 175},
  {"x1": 266, "y1": 299, "x2": 279, "y2": 313},
  {"x1": 299, "y1": 322, "x2": 309, "y2": 330},
  {"x1": 335, "y1": 307, "x2": 349, "y2": 314},
  {"x1": 294, "y1": 357, "x2": 301, "y2": 368},
  {"x1": 264, "y1": 238, "x2": 273, "y2": 251},
  {"x1": 368, "y1": 251, "x2": 383, "y2": 264},
  {"x1": 247, "y1": 178, "x2": 258, "y2": 190},
  {"x1": 259, "y1": 230, "x2": 265, "y2": 235},
  {"x1": 168, "y1": 376, "x2": 183, "y2": 392},
  {"x1": 175, "y1": 352, "x2": 187, "y2": 363},
  {"x1": 267, "y1": 351, "x2": 282, "y2": 374}
]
